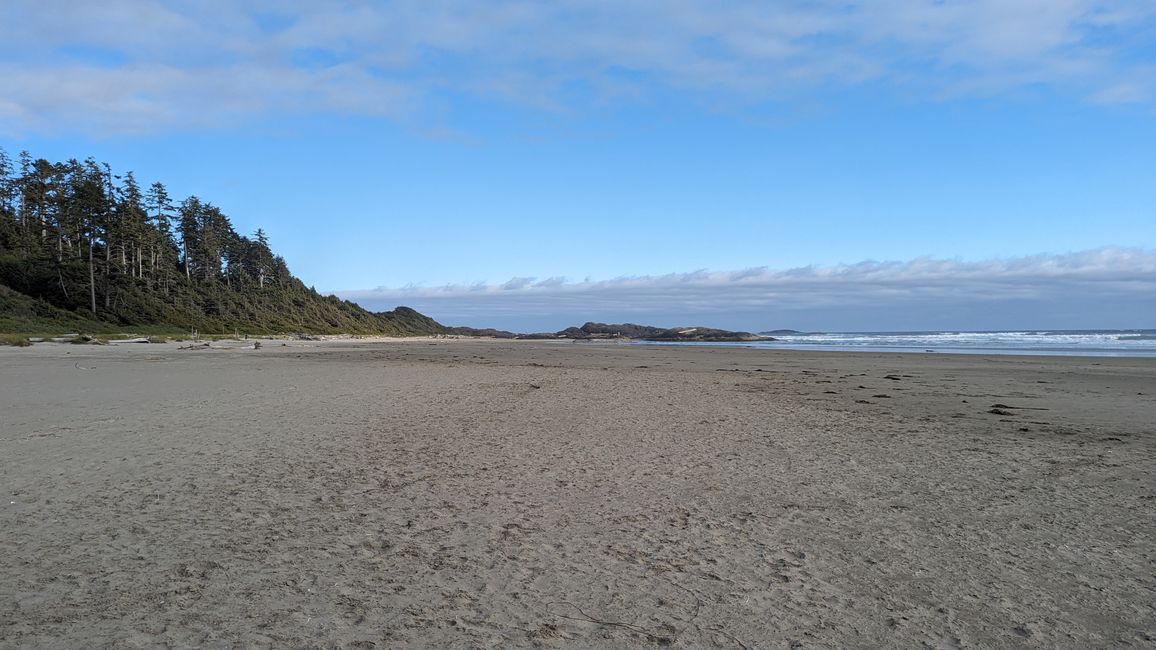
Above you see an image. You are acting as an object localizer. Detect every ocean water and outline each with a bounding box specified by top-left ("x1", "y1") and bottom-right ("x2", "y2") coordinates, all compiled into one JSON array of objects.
[{"x1": 641, "y1": 330, "x2": 1156, "y2": 357}]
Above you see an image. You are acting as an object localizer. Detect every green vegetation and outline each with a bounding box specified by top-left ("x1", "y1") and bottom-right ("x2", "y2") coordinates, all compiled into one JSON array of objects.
[
  {"x1": 0, "y1": 333, "x2": 33, "y2": 346},
  {"x1": 0, "y1": 148, "x2": 445, "y2": 336}
]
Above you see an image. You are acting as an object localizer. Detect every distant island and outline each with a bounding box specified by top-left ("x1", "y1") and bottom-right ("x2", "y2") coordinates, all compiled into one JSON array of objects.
[{"x1": 451, "y1": 321, "x2": 768, "y2": 342}]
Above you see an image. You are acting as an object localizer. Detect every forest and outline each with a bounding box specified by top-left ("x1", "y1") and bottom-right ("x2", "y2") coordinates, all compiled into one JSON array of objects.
[{"x1": 0, "y1": 148, "x2": 444, "y2": 336}]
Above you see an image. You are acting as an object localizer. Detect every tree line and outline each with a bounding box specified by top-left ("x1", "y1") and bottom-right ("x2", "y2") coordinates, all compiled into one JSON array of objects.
[
  {"x1": 0, "y1": 148, "x2": 291, "y2": 318},
  {"x1": 0, "y1": 148, "x2": 447, "y2": 335}
]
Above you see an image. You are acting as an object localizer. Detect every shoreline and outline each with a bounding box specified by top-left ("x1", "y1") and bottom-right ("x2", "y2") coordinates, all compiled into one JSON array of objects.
[
  {"x1": 2, "y1": 339, "x2": 1153, "y2": 647},
  {"x1": 8, "y1": 327, "x2": 1155, "y2": 358},
  {"x1": 637, "y1": 339, "x2": 1156, "y2": 358}
]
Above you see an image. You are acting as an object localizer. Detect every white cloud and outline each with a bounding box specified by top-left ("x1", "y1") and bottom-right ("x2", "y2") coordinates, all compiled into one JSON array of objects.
[
  {"x1": 339, "y1": 248, "x2": 1156, "y2": 331},
  {"x1": 1, "y1": 1, "x2": 1153, "y2": 135}
]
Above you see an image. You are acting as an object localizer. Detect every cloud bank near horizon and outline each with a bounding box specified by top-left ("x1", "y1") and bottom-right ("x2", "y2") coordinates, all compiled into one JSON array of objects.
[
  {"x1": 2, "y1": 1, "x2": 1154, "y2": 136},
  {"x1": 339, "y1": 248, "x2": 1156, "y2": 331}
]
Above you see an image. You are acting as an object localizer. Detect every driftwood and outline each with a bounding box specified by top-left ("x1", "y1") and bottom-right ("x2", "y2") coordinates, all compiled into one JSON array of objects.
[
  {"x1": 109, "y1": 337, "x2": 151, "y2": 344},
  {"x1": 178, "y1": 342, "x2": 212, "y2": 350}
]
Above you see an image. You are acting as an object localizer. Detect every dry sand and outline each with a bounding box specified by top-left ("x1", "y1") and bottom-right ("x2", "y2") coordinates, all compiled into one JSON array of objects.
[{"x1": 1, "y1": 338, "x2": 1153, "y2": 648}]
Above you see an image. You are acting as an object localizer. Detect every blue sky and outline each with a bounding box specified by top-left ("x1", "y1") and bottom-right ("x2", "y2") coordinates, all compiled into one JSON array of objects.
[{"x1": 2, "y1": 1, "x2": 1154, "y2": 331}]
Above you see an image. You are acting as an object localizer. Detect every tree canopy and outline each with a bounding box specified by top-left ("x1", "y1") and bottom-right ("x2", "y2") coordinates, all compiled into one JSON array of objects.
[{"x1": 0, "y1": 148, "x2": 444, "y2": 336}]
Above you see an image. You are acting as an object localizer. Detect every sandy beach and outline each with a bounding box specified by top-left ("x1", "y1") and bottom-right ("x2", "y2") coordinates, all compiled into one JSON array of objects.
[{"x1": 1, "y1": 338, "x2": 1153, "y2": 648}]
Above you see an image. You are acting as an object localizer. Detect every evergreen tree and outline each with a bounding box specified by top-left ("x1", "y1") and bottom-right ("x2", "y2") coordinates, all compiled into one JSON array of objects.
[
  {"x1": 145, "y1": 181, "x2": 176, "y2": 289},
  {"x1": 178, "y1": 196, "x2": 202, "y2": 281}
]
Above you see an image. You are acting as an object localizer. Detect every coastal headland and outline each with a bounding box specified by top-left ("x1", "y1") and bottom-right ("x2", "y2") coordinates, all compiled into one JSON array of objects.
[{"x1": 2, "y1": 339, "x2": 1153, "y2": 647}]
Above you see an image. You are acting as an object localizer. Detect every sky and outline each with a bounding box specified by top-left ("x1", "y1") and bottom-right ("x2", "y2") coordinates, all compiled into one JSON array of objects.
[{"x1": 2, "y1": 0, "x2": 1154, "y2": 331}]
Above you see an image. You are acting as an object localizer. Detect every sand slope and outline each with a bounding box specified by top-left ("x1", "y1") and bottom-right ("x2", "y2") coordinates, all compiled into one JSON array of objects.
[{"x1": 2, "y1": 339, "x2": 1153, "y2": 648}]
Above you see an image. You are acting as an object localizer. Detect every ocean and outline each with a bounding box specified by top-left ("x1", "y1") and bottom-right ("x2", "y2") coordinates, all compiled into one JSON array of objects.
[{"x1": 641, "y1": 330, "x2": 1156, "y2": 357}]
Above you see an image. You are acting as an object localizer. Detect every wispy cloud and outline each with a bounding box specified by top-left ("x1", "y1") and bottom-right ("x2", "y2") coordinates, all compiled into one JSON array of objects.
[
  {"x1": 2, "y1": 1, "x2": 1153, "y2": 135},
  {"x1": 339, "y1": 248, "x2": 1156, "y2": 331}
]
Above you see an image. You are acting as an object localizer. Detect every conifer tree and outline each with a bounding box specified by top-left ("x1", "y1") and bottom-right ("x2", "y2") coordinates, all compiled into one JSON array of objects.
[{"x1": 178, "y1": 196, "x2": 202, "y2": 281}]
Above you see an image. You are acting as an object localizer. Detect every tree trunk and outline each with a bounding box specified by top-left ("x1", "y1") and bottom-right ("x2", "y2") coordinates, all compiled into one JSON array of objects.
[
  {"x1": 57, "y1": 268, "x2": 71, "y2": 302},
  {"x1": 88, "y1": 240, "x2": 97, "y2": 315}
]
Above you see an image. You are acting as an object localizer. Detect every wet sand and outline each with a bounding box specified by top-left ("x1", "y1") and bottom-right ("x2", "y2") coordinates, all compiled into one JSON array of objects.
[{"x1": 1, "y1": 339, "x2": 1153, "y2": 648}]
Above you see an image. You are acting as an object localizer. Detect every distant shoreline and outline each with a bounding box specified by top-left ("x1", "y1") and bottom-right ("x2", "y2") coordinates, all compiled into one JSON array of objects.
[
  {"x1": 641, "y1": 328, "x2": 1156, "y2": 359},
  {"x1": 638, "y1": 340, "x2": 1156, "y2": 358}
]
